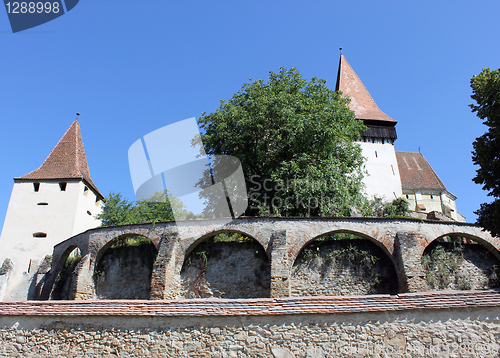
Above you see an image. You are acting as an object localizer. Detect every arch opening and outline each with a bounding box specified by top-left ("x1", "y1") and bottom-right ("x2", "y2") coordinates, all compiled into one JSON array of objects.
[
  {"x1": 291, "y1": 232, "x2": 398, "y2": 296},
  {"x1": 422, "y1": 235, "x2": 500, "y2": 290},
  {"x1": 180, "y1": 232, "x2": 270, "y2": 299},
  {"x1": 51, "y1": 246, "x2": 81, "y2": 300},
  {"x1": 94, "y1": 235, "x2": 158, "y2": 300}
]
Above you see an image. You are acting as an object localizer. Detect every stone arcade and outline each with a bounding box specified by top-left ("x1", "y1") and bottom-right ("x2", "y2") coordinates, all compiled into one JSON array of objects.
[{"x1": 34, "y1": 216, "x2": 499, "y2": 301}]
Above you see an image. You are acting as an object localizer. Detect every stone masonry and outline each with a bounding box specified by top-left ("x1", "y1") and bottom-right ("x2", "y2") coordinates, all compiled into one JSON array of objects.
[
  {"x1": 1, "y1": 290, "x2": 500, "y2": 357},
  {"x1": 35, "y1": 216, "x2": 500, "y2": 300}
]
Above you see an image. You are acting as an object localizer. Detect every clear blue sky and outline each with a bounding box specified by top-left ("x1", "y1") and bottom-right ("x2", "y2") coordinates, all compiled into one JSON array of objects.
[{"x1": 1, "y1": 0, "x2": 499, "y2": 229}]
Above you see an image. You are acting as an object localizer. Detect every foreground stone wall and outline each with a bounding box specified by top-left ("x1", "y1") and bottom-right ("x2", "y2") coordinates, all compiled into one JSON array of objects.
[{"x1": 1, "y1": 290, "x2": 500, "y2": 357}]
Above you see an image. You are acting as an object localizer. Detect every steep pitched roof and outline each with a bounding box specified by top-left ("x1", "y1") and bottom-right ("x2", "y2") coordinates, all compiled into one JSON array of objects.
[
  {"x1": 335, "y1": 54, "x2": 396, "y2": 123},
  {"x1": 396, "y1": 151, "x2": 447, "y2": 191},
  {"x1": 16, "y1": 120, "x2": 103, "y2": 199}
]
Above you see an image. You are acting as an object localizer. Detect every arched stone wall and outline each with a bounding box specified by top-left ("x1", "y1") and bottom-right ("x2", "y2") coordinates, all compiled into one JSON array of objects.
[
  {"x1": 424, "y1": 232, "x2": 500, "y2": 260},
  {"x1": 39, "y1": 217, "x2": 499, "y2": 300},
  {"x1": 289, "y1": 230, "x2": 401, "y2": 295},
  {"x1": 177, "y1": 230, "x2": 270, "y2": 299}
]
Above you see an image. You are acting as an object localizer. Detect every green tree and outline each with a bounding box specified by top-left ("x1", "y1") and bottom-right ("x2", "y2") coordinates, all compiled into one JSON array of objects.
[
  {"x1": 97, "y1": 191, "x2": 190, "y2": 227},
  {"x1": 382, "y1": 197, "x2": 410, "y2": 217},
  {"x1": 198, "y1": 67, "x2": 369, "y2": 217},
  {"x1": 470, "y1": 68, "x2": 500, "y2": 236}
]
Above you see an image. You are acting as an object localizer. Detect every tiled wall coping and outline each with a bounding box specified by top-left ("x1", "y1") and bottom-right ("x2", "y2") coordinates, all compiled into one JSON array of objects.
[{"x1": 1, "y1": 289, "x2": 499, "y2": 317}]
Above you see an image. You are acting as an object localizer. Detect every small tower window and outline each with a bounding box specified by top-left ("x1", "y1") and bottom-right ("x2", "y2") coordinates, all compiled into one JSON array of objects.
[
  {"x1": 59, "y1": 182, "x2": 67, "y2": 191},
  {"x1": 430, "y1": 194, "x2": 434, "y2": 199},
  {"x1": 375, "y1": 151, "x2": 378, "y2": 158},
  {"x1": 33, "y1": 232, "x2": 47, "y2": 238},
  {"x1": 87, "y1": 210, "x2": 92, "y2": 216},
  {"x1": 83, "y1": 186, "x2": 89, "y2": 196},
  {"x1": 33, "y1": 182, "x2": 40, "y2": 192},
  {"x1": 406, "y1": 194, "x2": 409, "y2": 199},
  {"x1": 37, "y1": 202, "x2": 48, "y2": 206}
]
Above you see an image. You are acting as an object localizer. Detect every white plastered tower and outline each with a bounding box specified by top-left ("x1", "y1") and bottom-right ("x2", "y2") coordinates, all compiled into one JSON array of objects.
[
  {"x1": 335, "y1": 54, "x2": 403, "y2": 202},
  {"x1": 0, "y1": 119, "x2": 104, "y2": 301}
]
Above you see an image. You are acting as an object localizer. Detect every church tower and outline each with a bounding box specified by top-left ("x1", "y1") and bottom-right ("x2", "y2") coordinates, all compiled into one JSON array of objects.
[
  {"x1": 0, "y1": 119, "x2": 104, "y2": 300},
  {"x1": 336, "y1": 54, "x2": 403, "y2": 201}
]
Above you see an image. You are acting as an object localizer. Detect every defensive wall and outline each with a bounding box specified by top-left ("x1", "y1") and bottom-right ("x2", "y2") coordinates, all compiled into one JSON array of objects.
[
  {"x1": 2, "y1": 217, "x2": 500, "y2": 357},
  {"x1": 35, "y1": 216, "x2": 500, "y2": 301},
  {"x1": 1, "y1": 290, "x2": 500, "y2": 357}
]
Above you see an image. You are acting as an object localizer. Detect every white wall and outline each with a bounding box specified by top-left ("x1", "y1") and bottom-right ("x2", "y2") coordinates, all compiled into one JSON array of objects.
[
  {"x1": 358, "y1": 140, "x2": 402, "y2": 202},
  {"x1": 0, "y1": 180, "x2": 102, "y2": 300}
]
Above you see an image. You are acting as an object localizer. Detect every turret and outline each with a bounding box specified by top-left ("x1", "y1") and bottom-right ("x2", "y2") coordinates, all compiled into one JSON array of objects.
[
  {"x1": 335, "y1": 54, "x2": 403, "y2": 201},
  {"x1": 0, "y1": 119, "x2": 103, "y2": 300}
]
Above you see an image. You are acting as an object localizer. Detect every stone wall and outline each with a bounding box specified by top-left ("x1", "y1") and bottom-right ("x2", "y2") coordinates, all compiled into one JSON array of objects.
[
  {"x1": 291, "y1": 238, "x2": 398, "y2": 296},
  {"x1": 94, "y1": 243, "x2": 157, "y2": 300},
  {"x1": 35, "y1": 217, "x2": 500, "y2": 300},
  {"x1": 423, "y1": 241, "x2": 500, "y2": 290},
  {"x1": 180, "y1": 241, "x2": 270, "y2": 299},
  {"x1": 1, "y1": 290, "x2": 500, "y2": 357}
]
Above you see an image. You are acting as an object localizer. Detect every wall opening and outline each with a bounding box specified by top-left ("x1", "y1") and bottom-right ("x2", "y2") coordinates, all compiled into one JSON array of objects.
[
  {"x1": 180, "y1": 232, "x2": 270, "y2": 299},
  {"x1": 59, "y1": 182, "x2": 67, "y2": 191},
  {"x1": 51, "y1": 247, "x2": 82, "y2": 300},
  {"x1": 83, "y1": 186, "x2": 89, "y2": 196},
  {"x1": 94, "y1": 236, "x2": 158, "y2": 300},
  {"x1": 422, "y1": 235, "x2": 500, "y2": 290},
  {"x1": 37, "y1": 202, "x2": 48, "y2": 206},
  {"x1": 33, "y1": 232, "x2": 47, "y2": 238},
  {"x1": 33, "y1": 182, "x2": 40, "y2": 192},
  {"x1": 291, "y1": 232, "x2": 398, "y2": 296}
]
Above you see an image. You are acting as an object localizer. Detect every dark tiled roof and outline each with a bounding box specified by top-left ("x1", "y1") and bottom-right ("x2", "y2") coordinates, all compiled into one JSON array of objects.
[
  {"x1": 335, "y1": 54, "x2": 396, "y2": 123},
  {"x1": 0, "y1": 290, "x2": 499, "y2": 317},
  {"x1": 396, "y1": 151, "x2": 447, "y2": 191},
  {"x1": 16, "y1": 120, "x2": 103, "y2": 199}
]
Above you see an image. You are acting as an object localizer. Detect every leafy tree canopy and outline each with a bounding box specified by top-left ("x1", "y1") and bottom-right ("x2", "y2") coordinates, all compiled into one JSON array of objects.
[
  {"x1": 369, "y1": 196, "x2": 410, "y2": 217},
  {"x1": 97, "y1": 191, "x2": 190, "y2": 227},
  {"x1": 470, "y1": 68, "x2": 500, "y2": 236},
  {"x1": 198, "y1": 67, "x2": 369, "y2": 217}
]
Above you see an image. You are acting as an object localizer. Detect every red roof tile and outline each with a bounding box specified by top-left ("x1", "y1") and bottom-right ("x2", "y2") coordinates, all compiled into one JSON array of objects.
[
  {"x1": 336, "y1": 54, "x2": 396, "y2": 123},
  {"x1": 396, "y1": 151, "x2": 447, "y2": 191},
  {"x1": 0, "y1": 289, "x2": 499, "y2": 317},
  {"x1": 16, "y1": 120, "x2": 103, "y2": 199}
]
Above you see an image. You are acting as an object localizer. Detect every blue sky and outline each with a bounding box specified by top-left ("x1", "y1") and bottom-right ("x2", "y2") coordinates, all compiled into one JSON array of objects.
[{"x1": 1, "y1": 0, "x2": 499, "y2": 229}]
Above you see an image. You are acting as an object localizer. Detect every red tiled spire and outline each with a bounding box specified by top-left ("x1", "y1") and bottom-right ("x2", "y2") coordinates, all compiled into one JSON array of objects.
[
  {"x1": 336, "y1": 54, "x2": 396, "y2": 123},
  {"x1": 17, "y1": 120, "x2": 103, "y2": 198}
]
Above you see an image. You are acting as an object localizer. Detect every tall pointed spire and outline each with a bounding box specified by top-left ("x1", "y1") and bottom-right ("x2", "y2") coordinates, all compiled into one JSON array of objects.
[
  {"x1": 17, "y1": 120, "x2": 103, "y2": 198},
  {"x1": 336, "y1": 54, "x2": 395, "y2": 123}
]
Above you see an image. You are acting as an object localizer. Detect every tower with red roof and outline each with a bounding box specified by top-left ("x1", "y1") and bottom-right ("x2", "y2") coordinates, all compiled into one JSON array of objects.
[{"x1": 0, "y1": 119, "x2": 104, "y2": 300}]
